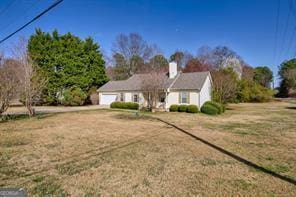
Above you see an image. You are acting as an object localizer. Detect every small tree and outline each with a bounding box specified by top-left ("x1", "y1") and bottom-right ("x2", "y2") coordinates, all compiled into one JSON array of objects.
[
  {"x1": 141, "y1": 69, "x2": 166, "y2": 111},
  {"x1": 283, "y1": 68, "x2": 296, "y2": 90},
  {"x1": 0, "y1": 55, "x2": 20, "y2": 115},
  {"x1": 253, "y1": 66, "x2": 273, "y2": 88},
  {"x1": 211, "y1": 67, "x2": 238, "y2": 103},
  {"x1": 278, "y1": 58, "x2": 296, "y2": 97},
  {"x1": 13, "y1": 39, "x2": 47, "y2": 117}
]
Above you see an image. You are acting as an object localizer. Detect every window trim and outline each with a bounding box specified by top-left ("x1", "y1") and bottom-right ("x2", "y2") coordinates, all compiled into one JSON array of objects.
[
  {"x1": 132, "y1": 93, "x2": 139, "y2": 103},
  {"x1": 179, "y1": 92, "x2": 190, "y2": 104}
]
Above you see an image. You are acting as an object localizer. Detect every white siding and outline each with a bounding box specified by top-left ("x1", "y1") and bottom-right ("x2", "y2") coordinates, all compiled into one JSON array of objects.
[
  {"x1": 166, "y1": 91, "x2": 200, "y2": 109},
  {"x1": 190, "y1": 92, "x2": 199, "y2": 106},
  {"x1": 125, "y1": 92, "x2": 132, "y2": 102},
  {"x1": 166, "y1": 91, "x2": 179, "y2": 108},
  {"x1": 199, "y1": 75, "x2": 212, "y2": 107}
]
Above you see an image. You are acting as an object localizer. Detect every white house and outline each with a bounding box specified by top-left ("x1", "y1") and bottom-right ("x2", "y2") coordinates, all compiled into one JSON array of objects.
[{"x1": 98, "y1": 62, "x2": 213, "y2": 110}]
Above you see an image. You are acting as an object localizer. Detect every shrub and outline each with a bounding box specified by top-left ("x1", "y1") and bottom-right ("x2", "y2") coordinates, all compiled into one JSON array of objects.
[
  {"x1": 178, "y1": 105, "x2": 188, "y2": 112},
  {"x1": 60, "y1": 87, "x2": 87, "y2": 106},
  {"x1": 204, "y1": 101, "x2": 223, "y2": 114},
  {"x1": 236, "y1": 80, "x2": 274, "y2": 103},
  {"x1": 201, "y1": 104, "x2": 219, "y2": 115},
  {"x1": 249, "y1": 83, "x2": 274, "y2": 102},
  {"x1": 186, "y1": 105, "x2": 199, "y2": 113},
  {"x1": 169, "y1": 104, "x2": 179, "y2": 112},
  {"x1": 126, "y1": 102, "x2": 139, "y2": 110},
  {"x1": 110, "y1": 102, "x2": 139, "y2": 110},
  {"x1": 222, "y1": 104, "x2": 226, "y2": 112},
  {"x1": 87, "y1": 86, "x2": 99, "y2": 105}
]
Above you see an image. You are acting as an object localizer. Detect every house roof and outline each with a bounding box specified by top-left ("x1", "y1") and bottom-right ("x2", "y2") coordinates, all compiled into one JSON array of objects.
[
  {"x1": 170, "y1": 72, "x2": 209, "y2": 90},
  {"x1": 98, "y1": 71, "x2": 210, "y2": 92}
]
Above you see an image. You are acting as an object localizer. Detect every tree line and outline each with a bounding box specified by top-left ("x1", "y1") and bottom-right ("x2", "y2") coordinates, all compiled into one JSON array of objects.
[
  {"x1": 108, "y1": 33, "x2": 276, "y2": 104},
  {"x1": 1, "y1": 29, "x2": 295, "y2": 117}
]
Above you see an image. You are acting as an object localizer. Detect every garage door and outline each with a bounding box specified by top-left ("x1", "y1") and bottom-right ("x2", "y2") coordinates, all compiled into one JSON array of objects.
[{"x1": 100, "y1": 94, "x2": 118, "y2": 105}]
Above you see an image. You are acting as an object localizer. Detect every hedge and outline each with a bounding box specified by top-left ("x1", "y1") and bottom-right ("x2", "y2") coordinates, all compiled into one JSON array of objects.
[
  {"x1": 169, "y1": 104, "x2": 199, "y2": 113},
  {"x1": 110, "y1": 102, "x2": 139, "y2": 110},
  {"x1": 204, "y1": 101, "x2": 224, "y2": 114},
  {"x1": 201, "y1": 104, "x2": 219, "y2": 115},
  {"x1": 178, "y1": 105, "x2": 188, "y2": 112},
  {"x1": 169, "y1": 104, "x2": 179, "y2": 112},
  {"x1": 186, "y1": 105, "x2": 199, "y2": 113}
]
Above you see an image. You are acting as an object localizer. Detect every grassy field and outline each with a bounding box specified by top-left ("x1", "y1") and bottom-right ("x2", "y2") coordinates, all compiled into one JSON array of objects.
[{"x1": 0, "y1": 102, "x2": 295, "y2": 196}]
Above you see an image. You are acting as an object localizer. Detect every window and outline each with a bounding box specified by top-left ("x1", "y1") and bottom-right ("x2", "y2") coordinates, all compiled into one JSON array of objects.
[
  {"x1": 120, "y1": 93, "x2": 125, "y2": 101},
  {"x1": 180, "y1": 92, "x2": 189, "y2": 104},
  {"x1": 159, "y1": 92, "x2": 166, "y2": 103},
  {"x1": 133, "y1": 93, "x2": 139, "y2": 103}
]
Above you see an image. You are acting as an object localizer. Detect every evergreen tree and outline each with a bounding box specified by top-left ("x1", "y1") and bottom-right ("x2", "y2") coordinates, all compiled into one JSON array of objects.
[{"x1": 28, "y1": 29, "x2": 108, "y2": 104}]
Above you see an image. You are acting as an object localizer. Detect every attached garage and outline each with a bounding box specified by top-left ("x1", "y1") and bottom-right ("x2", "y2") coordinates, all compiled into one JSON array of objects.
[{"x1": 100, "y1": 94, "x2": 118, "y2": 105}]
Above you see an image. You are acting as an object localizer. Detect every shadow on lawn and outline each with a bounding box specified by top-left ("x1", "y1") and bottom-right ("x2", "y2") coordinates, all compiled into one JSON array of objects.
[
  {"x1": 157, "y1": 118, "x2": 296, "y2": 186},
  {"x1": 286, "y1": 106, "x2": 296, "y2": 110}
]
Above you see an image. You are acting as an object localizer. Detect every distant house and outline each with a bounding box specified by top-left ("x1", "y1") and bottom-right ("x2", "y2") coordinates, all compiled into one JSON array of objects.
[{"x1": 98, "y1": 62, "x2": 213, "y2": 110}]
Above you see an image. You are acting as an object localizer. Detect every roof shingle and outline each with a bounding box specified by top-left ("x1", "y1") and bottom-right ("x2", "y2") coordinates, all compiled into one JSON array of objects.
[{"x1": 98, "y1": 71, "x2": 210, "y2": 92}]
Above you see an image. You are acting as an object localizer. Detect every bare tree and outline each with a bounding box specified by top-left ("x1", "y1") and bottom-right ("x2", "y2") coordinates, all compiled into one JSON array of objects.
[
  {"x1": 112, "y1": 33, "x2": 156, "y2": 62},
  {"x1": 242, "y1": 64, "x2": 255, "y2": 81},
  {"x1": 111, "y1": 33, "x2": 160, "y2": 79},
  {"x1": 141, "y1": 69, "x2": 166, "y2": 111},
  {"x1": 197, "y1": 45, "x2": 245, "y2": 73},
  {"x1": 12, "y1": 39, "x2": 47, "y2": 117},
  {"x1": 169, "y1": 50, "x2": 193, "y2": 69},
  {"x1": 0, "y1": 55, "x2": 20, "y2": 115},
  {"x1": 211, "y1": 68, "x2": 238, "y2": 103},
  {"x1": 221, "y1": 56, "x2": 243, "y2": 79}
]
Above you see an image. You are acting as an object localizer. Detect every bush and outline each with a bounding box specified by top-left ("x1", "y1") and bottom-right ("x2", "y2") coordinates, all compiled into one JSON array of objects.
[
  {"x1": 236, "y1": 80, "x2": 274, "y2": 103},
  {"x1": 201, "y1": 104, "x2": 219, "y2": 115},
  {"x1": 249, "y1": 83, "x2": 274, "y2": 102},
  {"x1": 110, "y1": 102, "x2": 139, "y2": 110},
  {"x1": 178, "y1": 105, "x2": 188, "y2": 112},
  {"x1": 222, "y1": 104, "x2": 226, "y2": 112},
  {"x1": 169, "y1": 104, "x2": 179, "y2": 112},
  {"x1": 60, "y1": 87, "x2": 87, "y2": 106},
  {"x1": 204, "y1": 101, "x2": 223, "y2": 114},
  {"x1": 186, "y1": 105, "x2": 199, "y2": 113}
]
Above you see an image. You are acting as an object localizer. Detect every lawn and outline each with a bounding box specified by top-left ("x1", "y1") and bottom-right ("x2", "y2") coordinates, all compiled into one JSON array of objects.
[{"x1": 0, "y1": 102, "x2": 295, "y2": 196}]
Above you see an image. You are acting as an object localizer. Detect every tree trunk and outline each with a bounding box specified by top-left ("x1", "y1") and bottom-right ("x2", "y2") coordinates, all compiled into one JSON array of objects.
[{"x1": 27, "y1": 105, "x2": 35, "y2": 117}]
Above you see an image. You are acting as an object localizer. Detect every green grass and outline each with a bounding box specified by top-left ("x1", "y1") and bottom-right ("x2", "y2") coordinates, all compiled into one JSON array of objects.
[
  {"x1": 31, "y1": 176, "x2": 68, "y2": 196},
  {"x1": 232, "y1": 179, "x2": 257, "y2": 190},
  {"x1": 0, "y1": 138, "x2": 30, "y2": 148},
  {"x1": 266, "y1": 163, "x2": 291, "y2": 174},
  {"x1": 56, "y1": 156, "x2": 104, "y2": 176},
  {"x1": 202, "y1": 122, "x2": 268, "y2": 136},
  {"x1": 0, "y1": 114, "x2": 53, "y2": 123}
]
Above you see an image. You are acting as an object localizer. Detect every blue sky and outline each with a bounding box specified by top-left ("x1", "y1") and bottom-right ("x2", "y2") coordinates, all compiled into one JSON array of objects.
[{"x1": 0, "y1": 0, "x2": 295, "y2": 85}]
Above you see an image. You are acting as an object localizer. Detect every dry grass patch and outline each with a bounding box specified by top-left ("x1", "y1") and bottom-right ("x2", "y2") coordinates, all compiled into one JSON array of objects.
[
  {"x1": 155, "y1": 101, "x2": 296, "y2": 180},
  {"x1": 1, "y1": 105, "x2": 296, "y2": 196}
]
